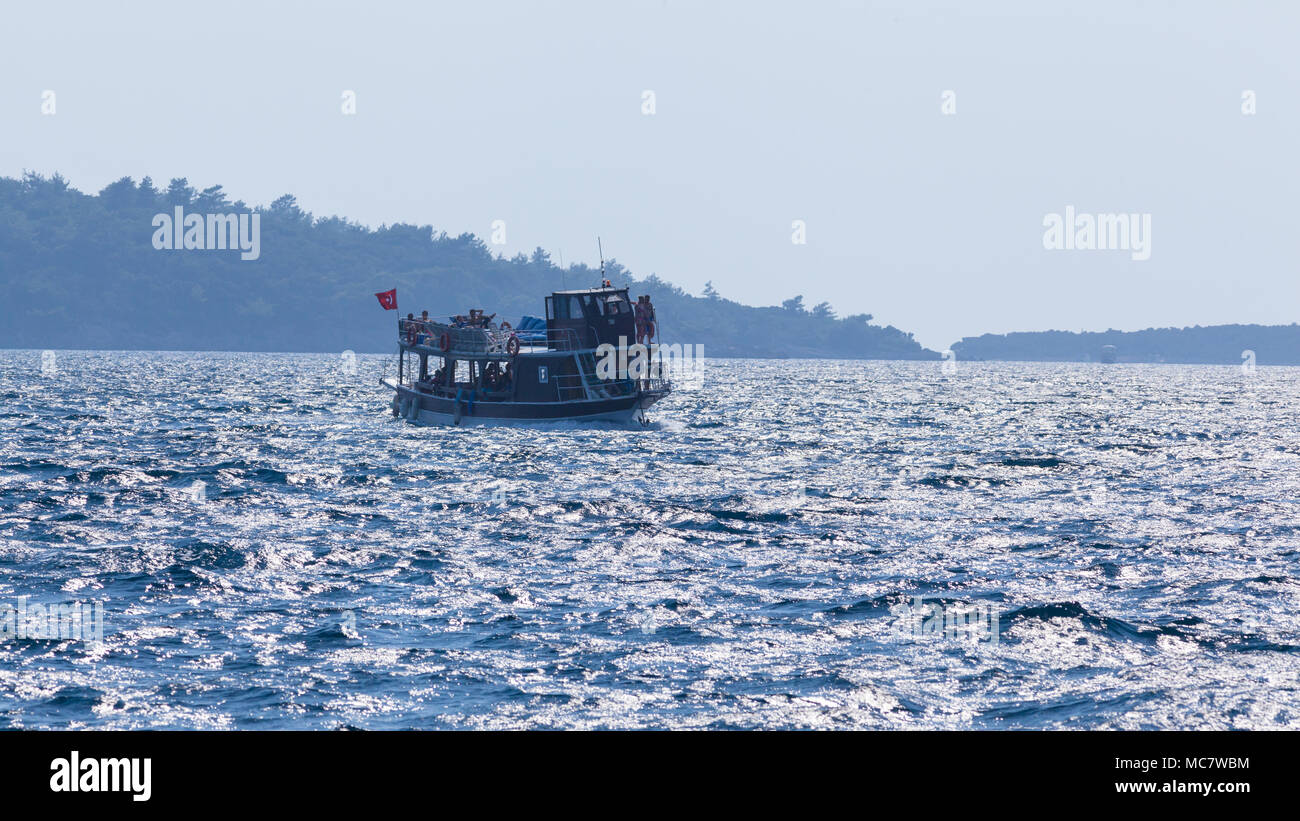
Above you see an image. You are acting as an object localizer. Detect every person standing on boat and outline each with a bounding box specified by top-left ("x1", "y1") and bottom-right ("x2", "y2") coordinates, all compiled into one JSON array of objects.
[
  {"x1": 634, "y1": 296, "x2": 649, "y2": 345},
  {"x1": 642, "y1": 296, "x2": 656, "y2": 344}
]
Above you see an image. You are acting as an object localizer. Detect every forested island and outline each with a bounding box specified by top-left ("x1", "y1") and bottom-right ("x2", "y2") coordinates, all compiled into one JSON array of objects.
[
  {"x1": 951, "y1": 325, "x2": 1300, "y2": 365},
  {"x1": 0, "y1": 173, "x2": 936, "y2": 359}
]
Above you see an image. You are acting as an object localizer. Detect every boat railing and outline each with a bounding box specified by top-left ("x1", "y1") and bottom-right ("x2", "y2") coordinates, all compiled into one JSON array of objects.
[
  {"x1": 547, "y1": 372, "x2": 585, "y2": 401},
  {"x1": 552, "y1": 371, "x2": 640, "y2": 401},
  {"x1": 398, "y1": 319, "x2": 509, "y2": 355},
  {"x1": 399, "y1": 319, "x2": 593, "y2": 355}
]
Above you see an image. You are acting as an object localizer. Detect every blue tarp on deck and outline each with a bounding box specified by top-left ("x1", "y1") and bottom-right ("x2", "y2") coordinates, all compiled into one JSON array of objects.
[{"x1": 515, "y1": 315, "x2": 547, "y2": 342}]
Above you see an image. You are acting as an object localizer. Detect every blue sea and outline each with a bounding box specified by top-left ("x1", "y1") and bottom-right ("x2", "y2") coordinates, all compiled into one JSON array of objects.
[{"x1": 1, "y1": 350, "x2": 1297, "y2": 729}]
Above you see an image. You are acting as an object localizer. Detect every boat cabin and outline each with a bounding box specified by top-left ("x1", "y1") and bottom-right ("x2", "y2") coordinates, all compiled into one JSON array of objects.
[{"x1": 545, "y1": 287, "x2": 636, "y2": 350}]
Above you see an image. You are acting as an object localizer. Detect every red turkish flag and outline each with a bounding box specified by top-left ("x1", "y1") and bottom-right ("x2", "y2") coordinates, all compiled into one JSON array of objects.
[{"x1": 374, "y1": 289, "x2": 398, "y2": 310}]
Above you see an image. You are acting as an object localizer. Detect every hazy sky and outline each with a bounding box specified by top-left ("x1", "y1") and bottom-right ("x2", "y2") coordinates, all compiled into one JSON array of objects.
[{"x1": 3, "y1": 0, "x2": 1297, "y2": 350}]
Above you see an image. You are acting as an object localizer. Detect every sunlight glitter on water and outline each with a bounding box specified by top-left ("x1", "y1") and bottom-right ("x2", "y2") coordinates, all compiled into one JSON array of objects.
[{"x1": 0, "y1": 351, "x2": 1298, "y2": 728}]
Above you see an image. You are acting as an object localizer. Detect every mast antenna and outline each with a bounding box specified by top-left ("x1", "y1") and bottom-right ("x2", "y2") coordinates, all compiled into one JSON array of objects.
[{"x1": 598, "y1": 237, "x2": 606, "y2": 284}]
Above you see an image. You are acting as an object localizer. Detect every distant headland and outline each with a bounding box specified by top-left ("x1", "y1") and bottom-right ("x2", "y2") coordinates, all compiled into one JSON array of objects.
[{"x1": 950, "y1": 325, "x2": 1300, "y2": 366}]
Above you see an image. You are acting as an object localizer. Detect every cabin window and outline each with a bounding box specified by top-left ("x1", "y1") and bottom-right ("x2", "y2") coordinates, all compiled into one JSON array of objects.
[
  {"x1": 604, "y1": 297, "x2": 629, "y2": 315},
  {"x1": 454, "y1": 360, "x2": 470, "y2": 384}
]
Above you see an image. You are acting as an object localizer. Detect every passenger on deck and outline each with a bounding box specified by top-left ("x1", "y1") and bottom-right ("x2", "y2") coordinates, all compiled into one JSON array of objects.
[
  {"x1": 465, "y1": 309, "x2": 495, "y2": 328},
  {"x1": 642, "y1": 296, "x2": 656, "y2": 343},
  {"x1": 634, "y1": 296, "x2": 649, "y2": 344}
]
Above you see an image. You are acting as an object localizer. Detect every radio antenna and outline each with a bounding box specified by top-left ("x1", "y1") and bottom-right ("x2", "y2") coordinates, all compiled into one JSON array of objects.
[{"x1": 597, "y1": 237, "x2": 606, "y2": 284}]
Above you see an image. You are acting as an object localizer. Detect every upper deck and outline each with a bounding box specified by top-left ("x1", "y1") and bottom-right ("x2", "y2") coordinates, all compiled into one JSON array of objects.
[
  {"x1": 398, "y1": 317, "x2": 589, "y2": 356},
  {"x1": 399, "y1": 286, "x2": 642, "y2": 357}
]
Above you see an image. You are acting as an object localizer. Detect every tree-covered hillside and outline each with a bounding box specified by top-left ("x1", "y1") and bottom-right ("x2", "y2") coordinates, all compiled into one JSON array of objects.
[{"x1": 0, "y1": 173, "x2": 937, "y2": 359}]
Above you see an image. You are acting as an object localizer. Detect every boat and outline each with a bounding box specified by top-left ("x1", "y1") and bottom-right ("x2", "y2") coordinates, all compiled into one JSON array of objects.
[{"x1": 380, "y1": 285, "x2": 672, "y2": 426}]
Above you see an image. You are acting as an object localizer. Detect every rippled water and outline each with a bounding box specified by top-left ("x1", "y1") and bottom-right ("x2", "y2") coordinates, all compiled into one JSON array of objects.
[{"x1": 1, "y1": 350, "x2": 1298, "y2": 729}]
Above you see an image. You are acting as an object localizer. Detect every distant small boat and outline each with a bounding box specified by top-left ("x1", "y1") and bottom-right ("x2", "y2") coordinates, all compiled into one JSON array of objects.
[
  {"x1": 381, "y1": 285, "x2": 672, "y2": 426},
  {"x1": 1099, "y1": 344, "x2": 1118, "y2": 364}
]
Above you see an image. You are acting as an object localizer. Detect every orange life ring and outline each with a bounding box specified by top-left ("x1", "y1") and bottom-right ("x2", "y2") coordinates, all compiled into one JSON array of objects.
[
  {"x1": 439, "y1": 331, "x2": 452, "y2": 352},
  {"x1": 506, "y1": 334, "x2": 520, "y2": 357}
]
